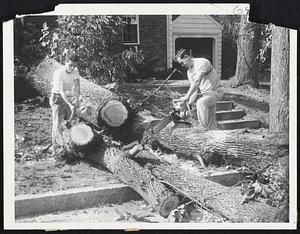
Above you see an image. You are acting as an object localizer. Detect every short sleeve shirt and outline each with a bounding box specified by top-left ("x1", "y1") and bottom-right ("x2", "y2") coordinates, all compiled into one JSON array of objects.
[
  {"x1": 52, "y1": 66, "x2": 80, "y2": 96},
  {"x1": 187, "y1": 58, "x2": 220, "y2": 94}
]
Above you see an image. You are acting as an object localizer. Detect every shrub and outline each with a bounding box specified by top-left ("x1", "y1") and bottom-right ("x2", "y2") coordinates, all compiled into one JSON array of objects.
[
  {"x1": 14, "y1": 17, "x2": 49, "y2": 68},
  {"x1": 40, "y1": 15, "x2": 144, "y2": 84},
  {"x1": 14, "y1": 17, "x2": 57, "y2": 102},
  {"x1": 14, "y1": 59, "x2": 39, "y2": 102}
]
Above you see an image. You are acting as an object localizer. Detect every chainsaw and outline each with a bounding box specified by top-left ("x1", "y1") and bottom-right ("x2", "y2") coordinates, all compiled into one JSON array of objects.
[{"x1": 150, "y1": 99, "x2": 193, "y2": 134}]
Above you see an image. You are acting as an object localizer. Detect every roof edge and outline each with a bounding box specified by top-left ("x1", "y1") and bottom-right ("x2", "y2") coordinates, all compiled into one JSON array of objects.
[
  {"x1": 172, "y1": 15, "x2": 223, "y2": 30},
  {"x1": 206, "y1": 15, "x2": 224, "y2": 30}
]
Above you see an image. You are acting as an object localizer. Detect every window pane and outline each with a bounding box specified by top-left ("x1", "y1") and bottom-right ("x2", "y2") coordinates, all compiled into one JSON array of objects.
[
  {"x1": 122, "y1": 15, "x2": 138, "y2": 43},
  {"x1": 131, "y1": 25, "x2": 137, "y2": 42}
]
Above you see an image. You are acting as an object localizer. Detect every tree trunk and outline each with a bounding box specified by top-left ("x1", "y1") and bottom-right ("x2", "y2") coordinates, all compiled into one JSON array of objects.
[
  {"x1": 234, "y1": 15, "x2": 261, "y2": 87},
  {"x1": 148, "y1": 124, "x2": 289, "y2": 171},
  {"x1": 63, "y1": 123, "x2": 279, "y2": 222},
  {"x1": 62, "y1": 123, "x2": 176, "y2": 215},
  {"x1": 269, "y1": 25, "x2": 289, "y2": 133},
  {"x1": 149, "y1": 162, "x2": 278, "y2": 222},
  {"x1": 30, "y1": 58, "x2": 128, "y2": 128}
]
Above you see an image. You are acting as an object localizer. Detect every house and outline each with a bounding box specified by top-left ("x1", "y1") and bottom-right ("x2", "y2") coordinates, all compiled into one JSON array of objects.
[{"x1": 113, "y1": 15, "x2": 223, "y2": 79}]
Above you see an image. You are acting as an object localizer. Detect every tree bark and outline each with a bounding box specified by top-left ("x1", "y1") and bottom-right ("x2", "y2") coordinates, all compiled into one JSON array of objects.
[
  {"x1": 269, "y1": 25, "x2": 289, "y2": 133},
  {"x1": 148, "y1": 124, "x2": 289, "y2": 171},
  {"x1": 234, "y1": 15, "x2": 261, "y2": 87},
  {"x1": 30, "y1": 58, "x2": 128, "y2": 128},
  {"x1": 149, "y1": 162, "x2": 278, "y2": 222},
  {"x1": 62, "y1": 123, "x2": 175, "y2": 214},
  {"x1": 63, "y1": 123, "x2": 279, "y2": 222}
]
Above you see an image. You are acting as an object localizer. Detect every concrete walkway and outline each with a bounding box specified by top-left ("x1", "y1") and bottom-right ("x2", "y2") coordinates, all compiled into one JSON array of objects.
[{"x1": 15, "y1": 184, "x2": 141, "y2": 218}]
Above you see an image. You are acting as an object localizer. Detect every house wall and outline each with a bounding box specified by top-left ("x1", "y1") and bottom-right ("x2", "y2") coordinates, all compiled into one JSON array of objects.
[
  {"x1": 138, "y1": 15, "x2": 167, "y2": 72},
  {"x1": 110, "y1": 15, "x2": 168, "y2": 74},
  {"x1": 168, "y1": 15, "x2": 223, "y2": 79}
]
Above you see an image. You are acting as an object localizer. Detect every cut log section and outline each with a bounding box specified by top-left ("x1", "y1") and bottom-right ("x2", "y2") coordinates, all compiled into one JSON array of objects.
[
  {"x1": 99, "y1": 100, "x2": 128, "y2": 127},
  {"x1": 159, "y1": 195, "x2": 180, "y2": 218},
  {"x1": 149, "y1": 162, "x2": 278, "y2": 222},
  {"x1": 62, "y1": 123, "x2": 176, "y2": 213},
  {"x1": 30, "y1": 58, "x2": 129, "y2": 128},
  {"x1": 70, "y1": 123, "x2": 94, "y2": 146},
  {"x1": 149, "y1": 124, "x2": 289, "y2": 170},
  {"x1": 62, "y1": 123, "x2": 279, "y2": 222}
]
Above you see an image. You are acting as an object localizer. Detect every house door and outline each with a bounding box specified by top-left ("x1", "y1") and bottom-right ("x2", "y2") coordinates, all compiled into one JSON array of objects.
[{"x1": 175, "y1": 38, "x2": 214, "y2": 64}]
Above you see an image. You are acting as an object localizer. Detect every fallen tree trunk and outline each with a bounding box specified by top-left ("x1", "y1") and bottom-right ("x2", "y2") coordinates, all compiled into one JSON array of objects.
[
  {"x1": 149, "y1": 124, "x2": 289, "y2": 170},
  {"x1": 148, "y1": 162, "x2": 278, "y2": 222},
  {"x1": 63, "y1": 123, "x2": 279, "y2": 222},
  {"x1": 62, "y1": 123, "x2": 176, "y2": 216},
  {"x1": 30, "y1": 58, "x2": 128, "y2": 128}
]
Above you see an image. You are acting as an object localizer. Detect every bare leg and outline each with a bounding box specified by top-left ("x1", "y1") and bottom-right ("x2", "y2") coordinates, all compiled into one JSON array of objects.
[
  {"x1": 49, "y1": 94, "x2": 59, "y2": 147},
  {"x1": 50, "y1": 94, "x2": 69, "y2": 147}
]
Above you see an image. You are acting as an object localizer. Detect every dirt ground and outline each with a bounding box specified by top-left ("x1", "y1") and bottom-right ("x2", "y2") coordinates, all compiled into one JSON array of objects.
[
  {"x1": 14, "y1": 82, "x2": 271, "y2": 196},
  {"x1": 14, "y1": 81, "x2": 286, "y2": 223}
]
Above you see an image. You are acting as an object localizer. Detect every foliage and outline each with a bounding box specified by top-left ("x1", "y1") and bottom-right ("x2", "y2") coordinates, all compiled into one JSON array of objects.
[
  {"x1": 213, "y1": 16, "x2": 271, "y2": 80},
  {"x1": 14, "y1": 17, "x2": 59, "y2": 102},
  {"x1": 40, "y1": 15, "x2": 144, "y2": 84},
  {"x1": 14, "y1": 18, "x2": 48, "y2": 68},
  {"x1": 265, "y1": 162, "x2": 289, "y2": 208},
  {"x1": 213, "y1": 15, "x2": 241, "y2": 79},
  {"x1": 258, "y1": 24, "x2": 272, "y2": 72},
  {"x1": 14, "y1": 58, "x2": 40, "y2": 102}
]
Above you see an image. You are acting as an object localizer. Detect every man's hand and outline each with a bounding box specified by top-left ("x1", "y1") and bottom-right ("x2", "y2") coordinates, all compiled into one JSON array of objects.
[
  {"x1": 70, "y1": 96, "x2": 79, "y2": 107},
  {"x1": 179, "y1": 95, "x2": 189, "y2": 102},
  {"x1": 67, "y1": 103, "x2": 77, "y2": 122},
  {"x1": 69, "y1": 103, "x2": 75, "y2": 111}
]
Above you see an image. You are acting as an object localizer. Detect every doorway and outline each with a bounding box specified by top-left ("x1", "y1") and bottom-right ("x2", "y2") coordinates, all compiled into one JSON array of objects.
[{"x1": 175, "y1": 37, "x2": 214, "y2": 64}]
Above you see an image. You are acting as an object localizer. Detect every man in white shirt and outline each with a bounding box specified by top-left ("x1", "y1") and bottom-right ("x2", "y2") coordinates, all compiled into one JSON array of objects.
[
  {"x1": 50, "y1": 53, "x2": 80, "y2": 148},
  {"x1": 175, "y1": 49, "x2": 224, "y2": 130}
]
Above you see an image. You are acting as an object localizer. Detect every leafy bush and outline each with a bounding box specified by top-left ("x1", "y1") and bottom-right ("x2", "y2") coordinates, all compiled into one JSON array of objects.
[
  {"x1": 40, "y1": 15, "x2": 144, "y2": 84},
  {"x1": 14, "y1": 18, "x2": 49, "y2": 68},
  {"x1": 14, "y1": 17, "x2": 57, "y2": 102},
  {"x1": 14, "y1": 59, "x2": 39, "y2": 102}
]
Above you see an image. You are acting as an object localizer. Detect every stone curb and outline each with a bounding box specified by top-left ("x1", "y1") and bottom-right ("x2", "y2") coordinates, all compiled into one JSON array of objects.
[
  {"x1": 15, "y1": 184, "x2": 141, "y2": 218},
  {"x1": 120, "y1": 80, "x2": 190, "y2": 88}
]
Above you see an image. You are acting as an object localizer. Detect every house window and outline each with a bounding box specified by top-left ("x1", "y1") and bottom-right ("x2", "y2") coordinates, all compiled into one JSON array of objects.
[{"x1": 122, "y1": 15, "x2": 139, "y2": 44}]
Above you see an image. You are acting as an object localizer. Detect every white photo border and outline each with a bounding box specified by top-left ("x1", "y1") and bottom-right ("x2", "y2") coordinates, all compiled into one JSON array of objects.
[{"x1": 3, "y1": 3, "x2": 297, "y2": 230}]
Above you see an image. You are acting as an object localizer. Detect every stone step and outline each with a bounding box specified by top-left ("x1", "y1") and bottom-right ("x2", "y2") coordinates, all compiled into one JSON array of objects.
[
  {"x1": 217, "y1": 119, "x2": 261, "y2": 130},
  {"x1": 216, "y1": 101, "x2": 235, "y2": 111},
  {"x1": 191, "y1": 100, "x2": 234, "y2": 112},
  {"x1": 216, "y1": 110, "x2": 246, "y2": 121},
  {"x1": 189, "y1": 109, "x2": 246, "y2": 121}
]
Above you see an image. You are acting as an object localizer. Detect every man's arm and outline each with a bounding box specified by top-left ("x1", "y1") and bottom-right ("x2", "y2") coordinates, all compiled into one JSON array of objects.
[
  {"x1": 73, "y1": 78, "x2": 80, "y2": 106},
  {"x1": 181, "y1": 71, "x2": 206, "y2": 102}
]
